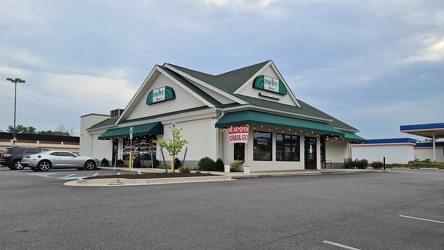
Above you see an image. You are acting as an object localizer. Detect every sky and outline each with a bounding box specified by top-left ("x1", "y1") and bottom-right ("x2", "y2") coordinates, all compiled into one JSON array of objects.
[{"x1": 0, "y1": 0, "x2": 443, "y2": 140}]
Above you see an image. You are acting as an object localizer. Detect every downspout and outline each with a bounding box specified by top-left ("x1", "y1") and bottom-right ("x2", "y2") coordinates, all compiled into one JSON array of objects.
[
  {"x1": 87, "y1": 131, "x2": 94, "y2": 157},
  {"x1": 215, "y1": 110, "x2": 225, "y2": 160}
]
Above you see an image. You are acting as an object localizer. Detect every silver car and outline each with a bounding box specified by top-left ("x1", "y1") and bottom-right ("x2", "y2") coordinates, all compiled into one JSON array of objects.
[{"x1": 22, "y1": 151, "x2": 98, "y2": 171}]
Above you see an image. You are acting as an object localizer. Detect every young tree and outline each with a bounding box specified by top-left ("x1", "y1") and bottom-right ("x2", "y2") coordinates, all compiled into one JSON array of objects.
[{"x1": 155, "y1": 127, "x2": 188, "y2": 173}]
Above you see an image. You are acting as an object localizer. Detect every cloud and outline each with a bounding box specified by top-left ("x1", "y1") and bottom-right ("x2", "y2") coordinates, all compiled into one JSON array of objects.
[
  {"x1": 0, "y1": 65, "x2": 28, "y2": 77},
  {"x1": 405, "y1": 37, "x2": 444, "y2": 62},
  {"x1": 0, "y1": 46, "x2": 46, "y2": 67},
  {"x1": 37, "y1": 73, "x2": 137, "y2": 110}
]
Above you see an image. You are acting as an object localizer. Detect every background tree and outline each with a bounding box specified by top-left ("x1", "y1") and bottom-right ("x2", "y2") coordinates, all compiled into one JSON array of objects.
[
  {"x1": 7, "y1": 125, "x2": 36, "y2": 134},
  {"x1": 5, "y1": 124, "x2": 76, "y2": 136}
]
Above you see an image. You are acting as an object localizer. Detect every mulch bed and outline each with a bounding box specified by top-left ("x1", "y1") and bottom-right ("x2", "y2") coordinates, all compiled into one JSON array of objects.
[{"x1": 85, "y1": 172, "x2": 214, "y2": 180}]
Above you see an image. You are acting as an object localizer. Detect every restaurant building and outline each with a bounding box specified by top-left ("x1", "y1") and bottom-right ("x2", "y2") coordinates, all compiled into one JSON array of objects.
[{"x1": 80, "y1": 60, "x2": 365, "y2": 171}]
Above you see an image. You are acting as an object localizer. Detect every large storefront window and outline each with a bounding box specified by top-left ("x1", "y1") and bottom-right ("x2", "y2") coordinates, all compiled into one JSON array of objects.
[
  {"x1": 276, "y1": 133, "x2": 300, "y2": 161},
  {"x1": 253, "y1": 131, "x2": 272, "y2": 161}
]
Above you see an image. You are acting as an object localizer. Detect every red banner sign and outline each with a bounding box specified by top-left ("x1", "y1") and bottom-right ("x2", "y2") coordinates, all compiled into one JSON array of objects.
[{"x1": 228, "y1": 125, "x2": 249, "y2": 143}]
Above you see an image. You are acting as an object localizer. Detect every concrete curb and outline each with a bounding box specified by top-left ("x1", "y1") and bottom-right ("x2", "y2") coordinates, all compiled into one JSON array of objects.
[
  {"x1": 64, "y1": 175, "x2": 234, "y2": 187},
  {"x1": 64, "y1": 168, "x2": 388, "y2": 187}
]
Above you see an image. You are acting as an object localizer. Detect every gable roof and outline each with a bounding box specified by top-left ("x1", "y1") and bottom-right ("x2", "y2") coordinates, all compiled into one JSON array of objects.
[
  {"x1": 87, "y1": 60, "x2": 359, "y2": 133},
  {"x1": 166, "y1": 60, "x2": 358, "y2": 132}
]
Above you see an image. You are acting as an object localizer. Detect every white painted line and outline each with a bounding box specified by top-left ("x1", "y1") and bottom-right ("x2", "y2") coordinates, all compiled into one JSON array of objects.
[
  {"x1": 117, "y1": 173, "x2": 121, "y2": 175},
  {"x1": 438, "y1": 202, "x2": 444, "y2": 205},
  {"x1": 93, "y1": 173, "x2": 98, "y2": 176},
  {"x1": 323, "y1": 241, "x2": 360, "y2": 250},
  {"x1": 399, "y1": 215, "x2": 444, "y2": 224},
  {"x1": 138, "y1": 171, "x2": 141, "y2": 174},
  {"x1": 66, "y1": 174, "x2": 75, "y2": 177}
]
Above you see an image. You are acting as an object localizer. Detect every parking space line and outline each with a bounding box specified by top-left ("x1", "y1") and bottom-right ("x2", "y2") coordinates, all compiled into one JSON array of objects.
[
  {"x1": 438, "y1": 202, "x2": 444, "y2": 205},
  {"x1": 93, "y1": 173, "x2": 99, "y2": 176},
  {"x1": 66, "y1": 174, "x2": 75, "y2": 177},
  {"x1": 323, "y1": 240, "x2": 360, "y2": 250},
  {"x1": 399, "y1": 215, "x2": 444, "y2": 224}
]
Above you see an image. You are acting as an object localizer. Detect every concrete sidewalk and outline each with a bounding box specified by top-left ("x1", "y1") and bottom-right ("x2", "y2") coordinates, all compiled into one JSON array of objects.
[{"x1": 64, "y1": 167, "x2": 388, "y2": 187}]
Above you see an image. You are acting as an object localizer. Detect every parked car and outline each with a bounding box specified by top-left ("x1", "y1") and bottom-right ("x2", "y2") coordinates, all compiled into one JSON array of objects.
[
  {"x1": 0, "y1": 147, "x2": 48, "y2": 170},
  {"x1": 22, "y1": 151, "x2": 98, "y2": 171}
]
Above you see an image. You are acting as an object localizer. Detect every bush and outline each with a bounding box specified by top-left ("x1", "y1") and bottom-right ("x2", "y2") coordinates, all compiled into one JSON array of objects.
[
  {"x1": 344, "y1": 158, "x2": 353, "y2": 168},
  {"x1": 344, "y1": 158, "x2": 368, "y2": 169},
  {"x1": 116, "y1": 159, "x2": 125, "y2": 167},
  {"x1": 133, "y1": 160, "x2": 142, "y2": 168},
  {"x1": 153, "y1": 159, "x2": 160, "y2": 168},
  {"x1": 174, "y1": 158, "x2": 182, "y2": 169},
  {"x1": 353, "y1": 158, "x2": 368, "y2": 169},
  {"x1": 215, "y1": 158, "x2": 224, "y2": 172},
  {"x1": 230, "y1": 160, "x2": 244, "y2": 172},
  {"x1": 407, "y1": 160, "x2": 444, "y2": 169},
  {"x1": 198, "y1": 157, "x2": 216, "y2": 171},
  {"x1": 182, "y1": 166, "x2": 191, "y2": 173},
  {"x1": 100, "y1": 158, "x2": 109, "y2": 167},
  {"x1": 371, "y1": 161, "x2": 384, "y2": 169}
]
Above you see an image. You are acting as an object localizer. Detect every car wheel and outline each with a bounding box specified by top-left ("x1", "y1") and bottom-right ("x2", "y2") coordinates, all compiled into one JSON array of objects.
[
  {"x1": 38, "y1": 160, "x2": 51, "y2": 171},
  {"x1": 14, "y1": 160, "x2": 24, "y2": 170},
  {"x1": 84, "y1": 160, "x2": 96, "y2": 170},
  {"x1": 31, "y1": 167, "x2": 39, "y2": 172}
]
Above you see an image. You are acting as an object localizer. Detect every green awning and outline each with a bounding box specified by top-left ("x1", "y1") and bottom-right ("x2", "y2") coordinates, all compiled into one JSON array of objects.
[
  {"x1": 98, "y1": 122, "x2": 163, "y2": 140},
  {"x1": 343, "y1": 132, "x2": 366, "y2": 143},
  {"x1": 215, "y1": 111, "x2": 344, "y2": 136}
]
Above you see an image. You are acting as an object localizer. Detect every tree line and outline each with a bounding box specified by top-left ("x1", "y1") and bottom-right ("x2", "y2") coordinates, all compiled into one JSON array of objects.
[{"x1": 4, "y1": 125, "x2": 76, "y2": 136}]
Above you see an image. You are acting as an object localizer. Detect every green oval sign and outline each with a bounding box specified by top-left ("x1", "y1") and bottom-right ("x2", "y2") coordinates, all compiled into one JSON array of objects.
[
  {"x1": 146, "y1": 86, "x2": 176, "y2": 105},
  {"x1": 253, "y1": 76, "x2": 287, "y2": 95}
]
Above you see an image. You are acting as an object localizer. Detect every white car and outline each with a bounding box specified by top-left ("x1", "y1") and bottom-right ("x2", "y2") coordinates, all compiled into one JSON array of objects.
[{"x1": 22, "y1": 151, "x2": 98, "y2": 172}]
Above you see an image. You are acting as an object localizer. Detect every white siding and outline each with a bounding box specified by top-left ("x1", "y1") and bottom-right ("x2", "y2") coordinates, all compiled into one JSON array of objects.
[
  {"x1": 127, "y1": 74, "x2": 208, "y2": 121},
  {"x1": 352, "y1": 144, "x2": 415, "y2": 164},
  {"x1": 414, "y1": 147, "x2": 444, "y2": 162},
  {"x1": 325, "y1": 140, "x2": 350, "y2": 166},
  {"x1": 236, "y1": 65, "x2": 298, "y2": 106},
  {"x1": 156, "y1": 118, "x2": 218, "y2": 166},
  {"x1": 80, "y1": 114, "x2": 112, "y2": 159}
]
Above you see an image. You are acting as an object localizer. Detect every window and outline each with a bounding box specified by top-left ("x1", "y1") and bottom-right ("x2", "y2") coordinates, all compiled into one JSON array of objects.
[
  {"x1": 276, "y1": 133, "x2": 300, "y2": 161},
  {"x1": 234, "y1": 143, "x2": 245, "y2": 161},
  {"x1": 253, "y1": 131, "x2": 272, "y2": 161}
]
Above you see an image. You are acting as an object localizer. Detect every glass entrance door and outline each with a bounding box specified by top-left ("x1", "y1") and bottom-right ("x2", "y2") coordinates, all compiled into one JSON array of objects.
[{"x1": 304, "y1": 137, "x2": 317, "y2": 169}]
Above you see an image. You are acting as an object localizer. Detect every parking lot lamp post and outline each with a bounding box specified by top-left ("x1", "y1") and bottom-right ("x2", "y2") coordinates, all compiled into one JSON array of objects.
[{"x1": 6, "y1": 78, "x2": 26, "y2": 145}]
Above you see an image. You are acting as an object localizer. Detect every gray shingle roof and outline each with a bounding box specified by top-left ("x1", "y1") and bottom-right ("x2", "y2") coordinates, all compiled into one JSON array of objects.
[
  {"x1": 89, "y1": 61, "x2": 359, "y2": 133},
  {"x1": 167, "y1": 61, "x2": 358, "y2": 132},
  {"x1": 87, "y1": 117, "x2": 119, "y2": 130}
]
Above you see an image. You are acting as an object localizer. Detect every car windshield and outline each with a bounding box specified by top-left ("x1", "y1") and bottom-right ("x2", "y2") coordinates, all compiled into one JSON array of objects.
[{"x1": 7, "y1": 147, "x2": 26, "y2": 154}]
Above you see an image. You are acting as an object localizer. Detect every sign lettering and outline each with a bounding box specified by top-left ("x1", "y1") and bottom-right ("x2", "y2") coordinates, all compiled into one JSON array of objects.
[
  {"x1": 228, "y1": 125, "x2": 249, "y2": 144},
  {"x1": 253, "y1": 75, "x2": 287, "y2": 95},
  {"x1": 146, "y1": 86, "x2": 176, "y2": 105}
]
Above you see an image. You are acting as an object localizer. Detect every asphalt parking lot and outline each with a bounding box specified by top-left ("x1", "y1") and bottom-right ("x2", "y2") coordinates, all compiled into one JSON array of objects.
[{"x1": 0, "y1": 167, "x2": 443, "y2": 249}]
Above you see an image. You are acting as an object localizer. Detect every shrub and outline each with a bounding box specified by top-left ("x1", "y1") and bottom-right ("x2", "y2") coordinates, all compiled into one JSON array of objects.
[
  {"x1": 174, "y1": 158, "x2": 182, "y2": 168},
  {"x1": 198, "y1": 157, "x2": 216, "y2": 171},
  {"x1": 153, "y1": 159, "x2": 160, "y2": 168},
  {"x1": 230, "y1": 160, "x2": 244, "y2": 172},
  {"x1": 344, "y1": 158, "x2": 353, "y2": 169},
  {"x1": 371, "y1": 161, "x2": 384, "y2": 169},
  {"x1": 100, "y1": 158, "x2": 109, "y2": 167},
  {"x1": 133, "y1": 160, "x2": 142, "y2": 168},
  {"x1": 182, "y1": 166, "x2": 191, "y2": 173},
  {"x1": 116, "y1": 159, "x2": 125, "y2": 167},
  {"x1": 215, "y1": 158, "x2": 224, "y2": 172},
  {"x1": 353, "y1": 158, "x2": 368, "y2": 169}
]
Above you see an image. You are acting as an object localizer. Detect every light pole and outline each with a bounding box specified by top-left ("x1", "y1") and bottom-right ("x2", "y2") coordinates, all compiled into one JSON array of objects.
[{"x1": 6, "y1": 78, "x2": 26, "y2": 145}]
